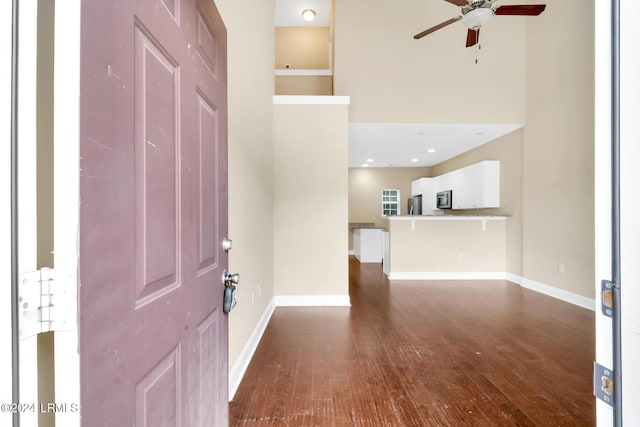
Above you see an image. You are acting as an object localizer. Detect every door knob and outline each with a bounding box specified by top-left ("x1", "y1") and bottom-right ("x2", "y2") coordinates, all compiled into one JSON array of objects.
[
  {"x1": 223, "y1": 285, "x2": 237, "y2": 313},
  {"x1": 222, "y1": 269, "x2": 239, "y2": 287}
]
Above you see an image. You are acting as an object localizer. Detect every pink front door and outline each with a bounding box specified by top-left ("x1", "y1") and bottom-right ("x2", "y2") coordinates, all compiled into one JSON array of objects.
[{"x1": 79, "y1": 0, "x2": 228, "y2": 425}]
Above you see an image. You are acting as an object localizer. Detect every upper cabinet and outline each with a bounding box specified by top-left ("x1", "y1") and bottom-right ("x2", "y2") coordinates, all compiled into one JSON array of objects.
[
  {"x1": 411, "y1": 177, "x2": 438, "y2": 211},
  {"x1": 411, "y1": 160, "x2": 500, "y2": 212},
  {"x1": 449, "y1": 161, "x2": 500, "y2": 209}
]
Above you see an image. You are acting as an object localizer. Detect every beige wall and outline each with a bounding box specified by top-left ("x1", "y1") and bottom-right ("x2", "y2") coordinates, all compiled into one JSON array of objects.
[
  {"x1": 333, "y1": 0, "x2": 526, "y2": 123},
  {"x1": 522, "y1": 0, "x2": 595, "y2": 298},
  {"x1": 37, "y1": 3, "x2": 55, "y2": 426},
  {"x1": 275, "y1": 27, "x2": 330, "y2": 69},
  {"x1": 37, "y1": 0, "x2": 54, "y2": 270},
  {"x1": 275, "y1": 75, "x2": 333, "y2": 95},
  {"x1": 273, "y1": 103, "x2": 349, "y2": 297},
  {"x1": 388, "y1": 218, "x2": 506, "y2": 274},
  {"x1": 431, "y1": 130, "x2": 523, "y2": 275},
  {"x1": 214, "y1": 0, "x2": 275, "y2": 368},
  {"x1": 348, "y1": 167, "x2": 431, "y2": 249}
]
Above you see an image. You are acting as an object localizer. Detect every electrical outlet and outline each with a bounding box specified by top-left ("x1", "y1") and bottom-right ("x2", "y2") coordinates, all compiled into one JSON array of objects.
[
  {"x1": 251, "y1": 292, "x2": 255, "y2": 306},
  {"x1": 258, "y1": 283, "x2": 262, "y2": 297},
  {"x1": 558, "y1": 263, "x2": 565, "y2": 273},
  {"x1": 458, "y1": 252, "x2": 464, "y2": 260}
]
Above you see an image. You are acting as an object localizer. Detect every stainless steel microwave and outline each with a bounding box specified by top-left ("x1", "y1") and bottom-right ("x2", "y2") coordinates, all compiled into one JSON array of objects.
[{"x1": 436, "y1": 190, "x2": 452, "y2": 209}]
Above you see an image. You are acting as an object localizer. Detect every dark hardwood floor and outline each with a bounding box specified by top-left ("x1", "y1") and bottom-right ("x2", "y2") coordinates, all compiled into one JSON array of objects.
[{"x1": 229, "y1": 257, "x2": 595, "y2": 426}]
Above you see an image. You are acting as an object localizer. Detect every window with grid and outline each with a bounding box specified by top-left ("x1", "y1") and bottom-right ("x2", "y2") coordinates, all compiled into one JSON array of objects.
[{"x1": 381, "y1": 189, "x2": 400, "y2": 216}]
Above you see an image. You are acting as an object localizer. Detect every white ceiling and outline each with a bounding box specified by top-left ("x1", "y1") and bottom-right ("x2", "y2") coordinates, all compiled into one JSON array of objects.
[
  {"x1": 349, "y1": 123, "x2": 523, "y2": 168},
  {"x1": 275, "y1": 1, "x2": 524, "y2": 168},
  {"x1": 275, "y1": 0, "x2": 331, "y2": 27}
]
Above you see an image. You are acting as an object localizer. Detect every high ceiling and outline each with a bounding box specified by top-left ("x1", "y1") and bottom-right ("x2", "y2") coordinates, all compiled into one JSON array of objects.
[
  {"x1": 275, "y1": 0, "x2": 526, "y2": 168},
  {"x1": 349, "y1": 123, "x2": 523, "y2": 168}
]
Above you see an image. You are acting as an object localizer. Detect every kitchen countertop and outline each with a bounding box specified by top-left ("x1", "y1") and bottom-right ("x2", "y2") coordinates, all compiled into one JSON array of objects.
[
  {"x1": 349, "y1": 222, "x2": 387, "y2": 231},
  {"x1": 388, "y1": 214, "x2": 509, "y2": 220}
]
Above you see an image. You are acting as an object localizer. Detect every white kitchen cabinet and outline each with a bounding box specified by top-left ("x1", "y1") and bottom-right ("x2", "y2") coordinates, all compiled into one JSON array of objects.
[
  {"x1": 353, "y1": 228, "x2": 383, "y2": 263},
  {"x1": 451, "y1": 165, "x2": 476, "y2": 209},
  {"x1": 410, "y1": 160, "x2": 500, "y2": 212},
  {"x1": 452, "y1": 160, "x2": 500, "y2": 209},
  {"x1": 410, "y1": 177, "x2": 438, "y2": 211},
  {"x1": 410, "y1": 179, "x2": 421, "y2": 197}
]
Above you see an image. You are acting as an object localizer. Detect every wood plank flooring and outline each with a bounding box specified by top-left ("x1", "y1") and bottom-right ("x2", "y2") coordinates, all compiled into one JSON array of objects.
[{"x1": 229, "y1": 257, "x2": 595, "y2": 426}]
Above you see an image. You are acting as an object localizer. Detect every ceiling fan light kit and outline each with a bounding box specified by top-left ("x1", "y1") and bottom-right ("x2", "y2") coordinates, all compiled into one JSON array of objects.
[
  {"x1": 461, "y1": 7, "x2": 492, "y2": 29},
  {"x1": 413, "y1": 0, "x2": 546, "y2": 48}
]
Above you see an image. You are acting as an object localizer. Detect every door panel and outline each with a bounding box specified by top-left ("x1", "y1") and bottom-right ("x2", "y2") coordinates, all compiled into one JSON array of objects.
[
  {"x1": 133, "y1": 22, "x2": 180, "y2": 306},
  {"x1": 79, "y1": 0, "x2": 227, "y2": 424}
]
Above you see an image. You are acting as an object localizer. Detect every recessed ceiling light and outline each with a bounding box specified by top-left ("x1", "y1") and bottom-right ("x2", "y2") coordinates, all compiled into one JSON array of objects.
[
  {"x1": 411, "y1": 158, "x2": 419, "y2": 162},
  {"x1": 417, "y1": 131, "x2": 425, "y2": 135},
  {"x1": 367, "y1": 158, "x2": 374, "y2": 163},
  {"x1": 302, "y1": 9, "x2": 316, "y2": 21},
  {"x1": 362, "y1": 163, "x2": 369, "y2": 167},
  {"x1": 427, "y1": 148, "x2": 436, "y2": 153}
]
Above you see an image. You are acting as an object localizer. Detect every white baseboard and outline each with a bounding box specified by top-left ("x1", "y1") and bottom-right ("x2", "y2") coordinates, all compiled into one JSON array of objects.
[
  {"x1": 389, "y1": 271, "x2": 595, "y2": 311},
  {"x1": 388, "y1": 272, "x2": 507, "y2": 281},
  {"x1": 515, "y1": 276, "x2": 596, "y2": 311},
  {"x1": 228, "y1": 298, "x2": 276, "y2": 401},
  {"x1": 273, "y1": 294, "x2": 351, "y2": 307}
]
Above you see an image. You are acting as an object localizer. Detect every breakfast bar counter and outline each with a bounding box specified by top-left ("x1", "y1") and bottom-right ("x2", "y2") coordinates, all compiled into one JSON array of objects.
[{"x1": 382, "y1": 215, "x2": 508, "y2": 280}]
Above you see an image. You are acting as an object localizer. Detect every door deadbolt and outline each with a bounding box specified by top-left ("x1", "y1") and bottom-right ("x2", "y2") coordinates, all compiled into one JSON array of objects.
[{"x1": 223, "y1": 285, "x2": 237, "y2": 313}]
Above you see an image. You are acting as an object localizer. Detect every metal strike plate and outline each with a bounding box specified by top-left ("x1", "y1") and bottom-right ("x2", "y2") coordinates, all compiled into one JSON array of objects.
[
  {"x1": 601, "y1": 280, "x2": 613, "y2": 318},
  {"x1": 594, "y1": 362, "x2": 614, "y2": 406},
  {"x1": 222, "y1": 238, "x2": 233, "y2": 252}
]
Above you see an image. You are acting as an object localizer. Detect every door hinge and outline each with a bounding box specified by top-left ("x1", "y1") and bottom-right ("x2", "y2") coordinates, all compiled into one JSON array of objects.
[
  {"x1": 594, "y1": 362, "x2": 615, "y2": 406},
  {"x1": 19, "y1": 268, "x2": 76, "y2": 339}
]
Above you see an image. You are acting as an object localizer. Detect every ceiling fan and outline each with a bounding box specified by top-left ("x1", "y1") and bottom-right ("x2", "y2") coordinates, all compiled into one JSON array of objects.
[{"x1": 414, "y1": 0, "x2": 546, "y2": 47}]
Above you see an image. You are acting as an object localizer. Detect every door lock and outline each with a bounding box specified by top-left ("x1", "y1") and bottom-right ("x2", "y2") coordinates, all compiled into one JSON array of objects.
[
  {"x1": 223, "y1": 269, "x2": 239, "y2": 287},
  {"x1": 223, "y1": 285, "x2": 237, "y2": 313},
  {"x1": 222, "y1": 269, "x2": 239, "y2": 314}
]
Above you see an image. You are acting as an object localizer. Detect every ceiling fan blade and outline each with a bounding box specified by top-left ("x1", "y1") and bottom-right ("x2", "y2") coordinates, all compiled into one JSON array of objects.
[
  {"x1": 494, "y1": 4, "x2": 546, "y2": 15},
  {"x1": 413, "y1": 17, "x2": 462, "y2": 40},
  {"x1": 444, "y1": 0, "x2": 469, "y2": 6},
  {"x1": 465, "y1": 28, "x2": 479, "y2": 47}
]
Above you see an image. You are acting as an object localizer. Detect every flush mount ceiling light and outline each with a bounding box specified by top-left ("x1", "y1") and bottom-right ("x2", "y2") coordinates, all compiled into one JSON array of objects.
[
  {"x1": 301, "y1": 9, "x2": 316, "y2": 22},
  {"x1": 411, "y1": 158, "x2": 419, "y2": 163},
  {"x1": 367, "y1": 158, "x2": 374, "y2": 163},
  {"x1": 428, "y1": 148, "x2": 436, "y2": 153}
]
